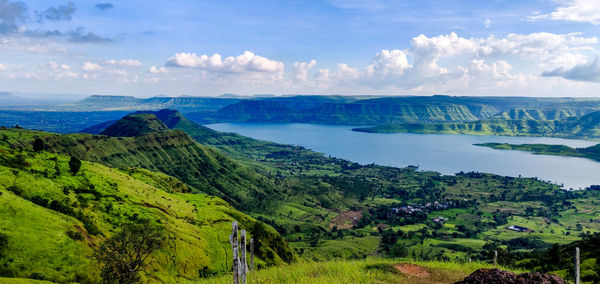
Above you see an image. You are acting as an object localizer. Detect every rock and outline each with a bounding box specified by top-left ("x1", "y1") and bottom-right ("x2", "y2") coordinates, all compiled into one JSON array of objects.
[{"x1": 455, "y1": 268, "x2": 568, "y2": 284}]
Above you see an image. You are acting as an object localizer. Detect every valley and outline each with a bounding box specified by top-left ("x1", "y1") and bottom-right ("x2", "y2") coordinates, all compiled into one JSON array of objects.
[{"x1": 1, "y1": 100, "x2": 600, "y2": 283}]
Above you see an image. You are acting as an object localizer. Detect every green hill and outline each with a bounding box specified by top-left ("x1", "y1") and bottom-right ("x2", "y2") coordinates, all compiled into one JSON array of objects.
[
  {"x1": 3, "y1": 120, "x2": 281, "y2": 212},
  {"x1": 100, "y1": 114, "x2": 169, "y2": 137},
  {"x1": 0, "y1": 128, "x2": 293, "y2": 283}
]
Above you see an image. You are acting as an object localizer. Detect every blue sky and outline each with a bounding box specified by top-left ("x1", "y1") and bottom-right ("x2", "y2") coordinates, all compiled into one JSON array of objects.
[{"x1": 1, "y1": 0, "x2": 600, "y2": 97}]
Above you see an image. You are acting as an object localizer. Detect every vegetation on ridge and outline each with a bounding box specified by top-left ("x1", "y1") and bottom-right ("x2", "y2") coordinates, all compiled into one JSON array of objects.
[{"x1": 0, "y1": 128, "x2": 293, "y2": 282}]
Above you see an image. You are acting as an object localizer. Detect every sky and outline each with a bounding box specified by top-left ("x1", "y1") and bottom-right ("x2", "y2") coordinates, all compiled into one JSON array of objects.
[{"x1": 1, "y1": 0, "x2": 600, "y2": 98}]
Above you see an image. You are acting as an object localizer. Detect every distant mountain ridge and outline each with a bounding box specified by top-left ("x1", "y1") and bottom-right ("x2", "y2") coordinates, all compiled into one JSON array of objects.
[
  {"x1": 189, "y1": 95, "x2": 600, "y2": 125},
  {"x1": 354, "y1": 109, "x2": 600, "y2": 139},
  {"x1": 4, "y1": 94, "x2": 600, "y2": 135}
]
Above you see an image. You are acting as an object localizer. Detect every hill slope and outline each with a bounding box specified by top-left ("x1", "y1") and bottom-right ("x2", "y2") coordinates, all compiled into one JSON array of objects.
[
  {"x1": 0, "y1": 129, "x2": 293, "y2": 282},
  {"x1": 100, "y1": 114, "x2": 169, "y2": 137},
  {"x1": 4, "y1": 121, "x2": 281, "y2": 211}
]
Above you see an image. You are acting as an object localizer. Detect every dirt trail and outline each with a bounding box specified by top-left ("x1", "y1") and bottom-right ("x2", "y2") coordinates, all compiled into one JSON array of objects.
[{"x1": 394, "y1": 263, "x2": 431, "y2": 278}]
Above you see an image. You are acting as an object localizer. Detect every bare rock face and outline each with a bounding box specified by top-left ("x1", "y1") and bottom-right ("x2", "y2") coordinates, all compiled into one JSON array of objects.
[{"x1": 455, "y1": 268, "x2": 568, "y2": 284}]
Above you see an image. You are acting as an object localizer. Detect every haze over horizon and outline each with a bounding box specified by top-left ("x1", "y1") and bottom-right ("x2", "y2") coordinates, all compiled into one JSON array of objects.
[{"x1": 1, "y1": 0, "x2": 600, "y2": 97}]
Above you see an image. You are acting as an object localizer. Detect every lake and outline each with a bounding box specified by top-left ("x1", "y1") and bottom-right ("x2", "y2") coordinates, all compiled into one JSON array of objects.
[{"x1": 207, "y1": 123, "x2": 600, "y2": 189}]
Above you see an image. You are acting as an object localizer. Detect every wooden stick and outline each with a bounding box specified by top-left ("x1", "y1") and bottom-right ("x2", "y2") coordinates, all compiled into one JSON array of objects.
[
  {"x1": 493, "y1": 250, "x2": 498, "y2": 267},
  {"x1": 231, "y1": 222, "x2": 239, "y2": 284},
  {"x1": 575, "y1": 247, "x2": 580, "y2": 284},
  {"x1": 250, "y1": 238, "x2": 254, "y2": 273},
  {"x1": 241, "y1": 229, "x2": 247, "y2": 284}
]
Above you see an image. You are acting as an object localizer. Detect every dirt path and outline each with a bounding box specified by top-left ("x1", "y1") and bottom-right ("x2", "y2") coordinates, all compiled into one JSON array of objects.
[{"x1": 394, "y1": 263, "x2": 431, "y2": 278}]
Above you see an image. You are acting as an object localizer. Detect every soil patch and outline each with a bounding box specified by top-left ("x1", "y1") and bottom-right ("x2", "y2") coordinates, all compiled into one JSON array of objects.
[
  {"x1": 329, "y1": 210, "x2": 362, "y2": 229},
  {"x1": 394, "y1": 263, "x2": 431, "y2": 278}
]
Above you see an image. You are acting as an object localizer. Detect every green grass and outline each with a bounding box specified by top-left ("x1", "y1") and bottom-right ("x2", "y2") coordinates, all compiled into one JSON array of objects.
[
  {"x1": 0, "y1": 141, "x2": 291, "y2": 283},
  {"x1": 197, "y1": 258, "x2": 515, "y2": 284}
]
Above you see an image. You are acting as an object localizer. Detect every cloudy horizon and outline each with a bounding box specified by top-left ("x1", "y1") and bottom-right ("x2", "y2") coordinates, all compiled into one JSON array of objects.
[{"x1": 1, "y1": 0, "x2": 600, "y2": 98}]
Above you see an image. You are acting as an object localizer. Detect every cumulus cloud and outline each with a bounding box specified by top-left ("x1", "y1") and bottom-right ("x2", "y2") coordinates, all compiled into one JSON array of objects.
[
  {"x1": 38, "y1": 2, "x2": 76, "y2": 22},
  {"x1": 149, "y1": 66, "x2": 168, "y2": 74},
  {"x1": 530, "y1": 0, "x2": 600, "y2": 25},
  {"x1": 95, "y1": 3, "x2": 113, "y2": 11},
  {"x1": 309, "y1": 32, "x2": 599, "y2": 94},
  {"x1": 542, "y1": 57, "x2": 600, "y2": 82},
  {"x1": 292, "y1": 60, "x2": 316, "y2": 81},
  {"x1": 82, "y1": 61, "x2": 102, "y2": 71},
  {"x1": 0, "y1": 0, "x2": 27, "y2": 34},
  {"x1": 165, "y1": 51, "x2": 284, "y2": 75},
  {"x1": 365, "y1": 49, "x2": 410, "y2": 77}
]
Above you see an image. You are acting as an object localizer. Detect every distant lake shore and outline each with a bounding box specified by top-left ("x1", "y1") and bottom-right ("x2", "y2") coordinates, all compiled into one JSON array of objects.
[{"x1": 207, "y1": 122, "x2": 600, "y2": 189}]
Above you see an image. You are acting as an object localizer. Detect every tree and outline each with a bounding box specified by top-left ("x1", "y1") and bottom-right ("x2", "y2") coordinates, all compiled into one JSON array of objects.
[
  {"x1": 69, "y1": 157, "x2": 81, "y2": 175},
  {"x1": 94, "y1": 220, "x2": 166, "y2": 284},
  {"x1": 33, "y1": 138, "x2": 45, "y2": 152}
]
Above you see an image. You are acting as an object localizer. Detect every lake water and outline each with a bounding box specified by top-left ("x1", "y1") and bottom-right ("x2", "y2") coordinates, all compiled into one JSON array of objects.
[{"x1": 207, "y1": 123, "x2": 600, "y2": 189}]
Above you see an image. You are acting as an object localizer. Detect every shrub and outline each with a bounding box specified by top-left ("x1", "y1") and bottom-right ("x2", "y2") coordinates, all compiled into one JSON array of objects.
[
  {"x1": 69, "y1": 157, "x2": 82, "y2": 175},
  {"x1": 66, "y1": 229, "x2": 84, "y2": 241},
  {"x1": 33, "y1": 138, "x2": 45, "y2": 152}
]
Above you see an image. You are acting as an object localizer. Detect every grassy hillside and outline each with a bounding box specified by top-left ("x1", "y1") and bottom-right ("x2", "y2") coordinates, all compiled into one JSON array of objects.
[
  {"x1": 1, "y1": 125, "x2": 280, "y2": 211},
  {"x1": 118, "y1": 111, "x2": 600, "y2": 265},
  {"x1": 2, "y1": 110, "x2": 600, "y2": 282},
  {"x1": 198, "y1": 258, "x2": 510, "y2": 284},
  {"x1": 100, "y1": 113, "x2": 169, "y2": 137},
  {"x1": 0, "y1": 132, "x2": 293, "y2": 283}
]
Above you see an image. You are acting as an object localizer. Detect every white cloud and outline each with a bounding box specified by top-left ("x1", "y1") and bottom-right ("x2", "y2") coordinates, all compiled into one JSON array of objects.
[
  {"x1": 149, "y1": 66, "x2": 168, "y2": 74},
  {"x1": 365, "y1": 49, "x2": 410, "y2": 77},
  {"x1": 0, "y1": 63, "x2": 5, "y2": 71},
  {"x1": 48, "y1": 61, "x2": 70, "y2": 70},
  {"x1": 530, "y1": 0, "x2": 600, "y2": 25},
  {"x1": 292, "y1": 60, "x2": 316, "y2": 81},
  {"x1": 82, "y1": 61, "x2": 102, "y2": 71},
  {"x1": 542, "y1": 57, "x2": 600, "y2": 82},
  {"x1": 165, "y1": 51, "x2": 284, "y2": 75},
  {"x1": 106, "y1": 59, "x2": 142, "y2": 67},
  {"x1": 485, "y1": 18, "x2": 491, "y2": 28},
  {"x1": 305, "y1": 32, "x2": 600, "y2": 95}
]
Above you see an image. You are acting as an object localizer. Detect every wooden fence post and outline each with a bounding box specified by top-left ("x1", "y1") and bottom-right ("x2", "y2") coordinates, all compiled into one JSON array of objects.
[
  {"x1": 241, "y1": 229, "x2": 247, "y2": 284},
  {"x1": 250, "y1": 238, "x2": 254, "y2": 273},
  {"x1": 493, "y1": 250, "x2": 498, "y2": 267},
  {"x1": 575, "y1": 247, "x2": 580, "y2": 284},
  {"x1": 231, "y1": 222, "x2": 240, "y2": 284}
]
